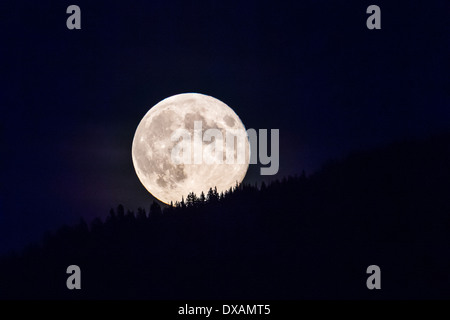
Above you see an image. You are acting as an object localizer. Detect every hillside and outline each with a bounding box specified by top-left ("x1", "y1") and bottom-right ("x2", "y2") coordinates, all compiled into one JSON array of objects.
[{"x1": 1, "y1": 133, "x2": 449, "y2": 299}]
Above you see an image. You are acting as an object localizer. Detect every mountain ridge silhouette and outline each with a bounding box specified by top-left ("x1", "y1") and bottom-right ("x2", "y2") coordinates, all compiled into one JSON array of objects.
[{"x1": 1, "y1": 132, "x2": 449, "y2": 299}]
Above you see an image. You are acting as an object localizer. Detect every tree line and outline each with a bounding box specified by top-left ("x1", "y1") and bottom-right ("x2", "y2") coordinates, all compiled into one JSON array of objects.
[{"x1": 1, "y1": 133, "x2": 450, "y2": 299}]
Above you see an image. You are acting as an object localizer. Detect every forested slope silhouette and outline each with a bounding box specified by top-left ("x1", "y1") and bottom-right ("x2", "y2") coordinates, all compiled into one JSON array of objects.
[{"x1": 1, "y1": 133, "x2": 449, "y2": 299}]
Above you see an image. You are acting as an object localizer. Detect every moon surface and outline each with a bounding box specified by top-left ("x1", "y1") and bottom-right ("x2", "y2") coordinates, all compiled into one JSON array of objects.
[{"x1": 132, "y1": 93, "x2": 250, "y2": 204}]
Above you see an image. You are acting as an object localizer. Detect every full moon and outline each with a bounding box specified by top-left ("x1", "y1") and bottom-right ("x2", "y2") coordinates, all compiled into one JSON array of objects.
[{"x1": 132, "y1": 93, "x2": 250, "y2": 204}]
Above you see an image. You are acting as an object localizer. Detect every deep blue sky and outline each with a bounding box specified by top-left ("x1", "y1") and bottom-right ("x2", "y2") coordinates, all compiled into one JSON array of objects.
[{"x1": 1, "y1": 0, "x2": 449, "y2": 254}]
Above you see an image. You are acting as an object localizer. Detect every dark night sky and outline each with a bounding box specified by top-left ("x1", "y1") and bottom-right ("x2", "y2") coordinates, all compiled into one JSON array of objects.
[{"x1": 0, "y1": 0, "x2": 449, "y2": 254}]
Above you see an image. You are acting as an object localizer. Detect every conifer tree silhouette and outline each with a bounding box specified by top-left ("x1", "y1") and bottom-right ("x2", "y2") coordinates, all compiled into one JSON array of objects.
[{"x1": 150, "y1": 201, "x2": 162, "y2": 218}]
